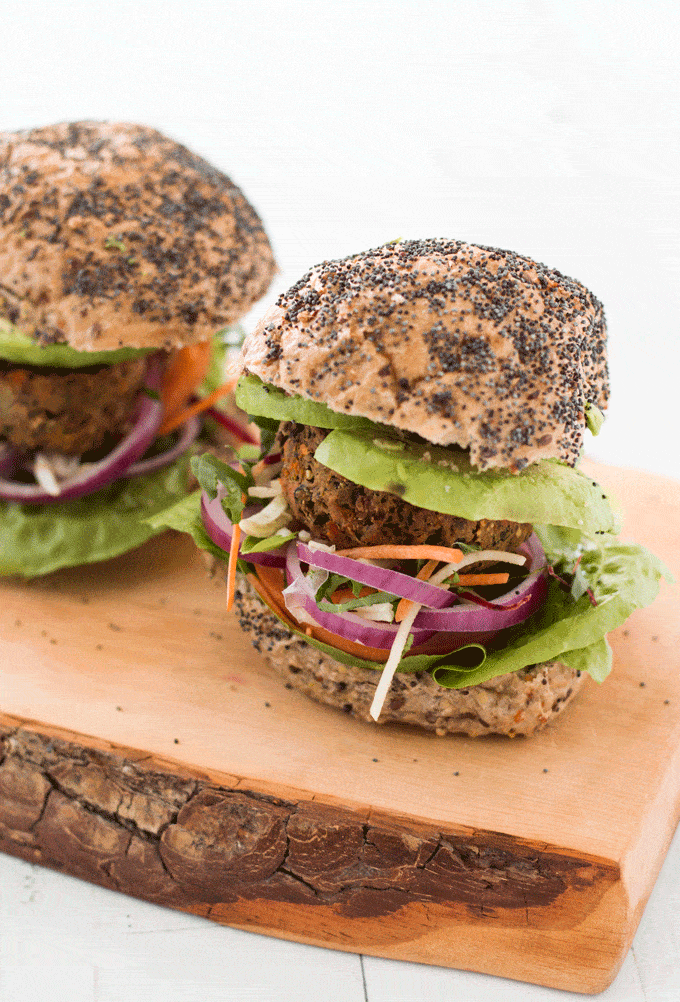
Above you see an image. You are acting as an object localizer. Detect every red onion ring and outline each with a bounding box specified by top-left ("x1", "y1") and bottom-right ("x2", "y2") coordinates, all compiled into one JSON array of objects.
[
  {"x1": 200, "y1": 489, "x2": 288, "y2": 568},
  {"x1": 287, "y1": 532, "x2": 548, "y2": 652},
  {"x1": 124, "y1": 415, "x2": 202, "y2": 477},
  {"x1": 413, "y1": 572, "x2": 547, "y2": 631},
  {"x1": 204, "y1": 406, "x2": 259, "y2": 445},
  {"x1": 0, "y1": 358, "x2": 164, "y2": 504},
  {"x1": 413, "y1": 534, "x2": 547, "y2": 631},
  {"x1": 297, "y1": 542, "x2": 457, "y2": 609},
  {"x1": 284, "y1": 543, "x2": 434, "y2": 649},
  {"x1": 0, "y1": 444, "x2": 20, "y2": 479}
]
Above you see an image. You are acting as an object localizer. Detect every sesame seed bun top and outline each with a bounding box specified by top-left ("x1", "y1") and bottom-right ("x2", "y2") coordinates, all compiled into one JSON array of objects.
[
  {"x1": 242, "y1": 239, "x2": 608, "y2": 470},
  {"x1": 0, "y1": 121, "x2": 276, "y2": 351}
]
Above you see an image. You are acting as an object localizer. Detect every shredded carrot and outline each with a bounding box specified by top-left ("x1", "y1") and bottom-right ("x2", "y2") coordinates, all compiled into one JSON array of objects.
[
  {"x1": 335, "y1": 544, "x2": 464, "y2": 564},
  {"x1": 251, "y1": 453, "x2": 282, "y2": 480},
  {"x1": 6, "y1": 369, "x2": 28, "y2": 389},
  {"x1": 395, "y1": 559, "x2": 439, "y2": 623},
  {"x1": 225, "y1": 523, "x2": 242, "y2": 612},
  {"x1": 160, "y1": 342, "x2": 213, "y2": 420},
  {"x1": 250, "y1": 567, "x2": 390, "y2": 662},
  {"x1": 158, "y1": 376, "x2": 238, "y2": 436},
  {"x1": 330, "y1": 586, "x2": 375, "y2": 605},
  {"x1": 454, "y1": 572, "x2": 510, "y2": 587},
  {"x1": 252, "y1": 563, "x2": 287, "y2": 597}
]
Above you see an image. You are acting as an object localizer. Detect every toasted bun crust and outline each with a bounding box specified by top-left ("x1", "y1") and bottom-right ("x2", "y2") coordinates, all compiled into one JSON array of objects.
[
  {"x1": 243, "y1": 239, "x2": 607, "y2": 470},
  {"x1": 230, "y1": 571, "x2": 585, "y2": 737},
  {"x1": 0, "y1": 121, "x2": 276, "y2": 351}
]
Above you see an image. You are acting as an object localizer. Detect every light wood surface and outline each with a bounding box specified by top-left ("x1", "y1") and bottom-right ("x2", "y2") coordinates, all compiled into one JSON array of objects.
[{"x1": 0, "y1": 460, "x2": 678, "y2": 994}]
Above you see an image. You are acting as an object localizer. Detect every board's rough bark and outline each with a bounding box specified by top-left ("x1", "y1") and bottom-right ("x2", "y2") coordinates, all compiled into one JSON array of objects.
[{"x1": 0, "y1": 719, "x2": 618, "y2": 938}]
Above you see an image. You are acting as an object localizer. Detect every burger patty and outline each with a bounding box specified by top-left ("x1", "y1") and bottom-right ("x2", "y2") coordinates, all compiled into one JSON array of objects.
[
  {"x1": 0, "y1": 357, "x2": 148, "y2": 455},
  {"x1": 279, "y1": 424, "x2": 533, "y2": 551}
]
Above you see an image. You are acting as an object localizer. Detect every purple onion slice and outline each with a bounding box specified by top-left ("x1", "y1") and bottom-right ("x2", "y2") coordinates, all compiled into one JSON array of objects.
[
  {"x1": 200, "y1": 490, "x2": 288, "y2": 568},
  {"x1": 298, "y1": 541, "x2": 457, "y2": 609},
  {"x1": 284, "y1": 543, "x2": 434, "y2": 649},
  {"x1": 124, "y1": 415, "x2": 202, "y2": 478}
]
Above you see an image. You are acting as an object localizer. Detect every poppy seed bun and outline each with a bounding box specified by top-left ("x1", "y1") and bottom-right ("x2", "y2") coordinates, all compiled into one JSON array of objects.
[
  {"x1": 243, "y1": 239, "x2": 608, "y2": 471},
  {"x1": 0, "y1": 121, "x2": 276, "y2": 352},
  {"x1": 232, "y1": 573, "x2": 585, "y2": 737}
]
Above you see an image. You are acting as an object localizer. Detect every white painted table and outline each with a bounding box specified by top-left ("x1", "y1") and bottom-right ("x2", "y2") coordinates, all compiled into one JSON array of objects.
[{"x1": 1, "y1": 2, "x2": 679, "y2": 997}]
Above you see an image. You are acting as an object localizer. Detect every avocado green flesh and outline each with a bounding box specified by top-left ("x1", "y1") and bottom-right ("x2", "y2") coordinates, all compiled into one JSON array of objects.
[
  {"x1": 314, "y1": 430, "x2": 618, "y2": 533},
  {"x1": 238, "y1": 375, "x2": 618, "y2": 531},
  {"x1": 235, "y1": 374, "x2": 390, "y2": 435},
  {"x1": 0, "y1": 321, "x2": 156, "y2": 368}
]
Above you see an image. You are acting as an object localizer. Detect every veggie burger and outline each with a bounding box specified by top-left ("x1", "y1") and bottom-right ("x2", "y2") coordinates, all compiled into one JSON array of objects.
[
  {"x1": 156, "y1": 239, "x2": 667, "y2": 736},
  {"x1": 0, "y1": 121, "x2": 275, "y2": 576}
]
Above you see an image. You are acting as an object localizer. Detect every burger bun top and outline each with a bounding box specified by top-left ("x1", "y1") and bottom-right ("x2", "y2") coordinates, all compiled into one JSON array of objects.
[
  {"x1": 242, "y1": 239, "x2": 608, "y2": 471},
  {"x1": 0, "y1": 121, "x2": 276, "y2": 352}
]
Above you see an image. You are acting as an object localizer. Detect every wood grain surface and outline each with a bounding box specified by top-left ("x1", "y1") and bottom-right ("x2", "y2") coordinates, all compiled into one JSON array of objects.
[{"x1": 0, "y1": 459, "x2": 679, "y2": 994}]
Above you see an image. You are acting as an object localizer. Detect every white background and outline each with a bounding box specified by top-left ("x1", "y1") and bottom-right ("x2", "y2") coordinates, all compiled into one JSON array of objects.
[{"x1": 1, "y1": 2, "x2": 679, "y2": 999}]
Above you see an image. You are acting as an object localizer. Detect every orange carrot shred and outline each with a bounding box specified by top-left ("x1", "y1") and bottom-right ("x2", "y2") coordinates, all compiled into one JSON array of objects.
[
  {"x1": 160, "y1": 342, "x2": 213, "y2": 420},
  {"x1": 454, "y1": 572, "x2": 509, "y2": 587},
  {"x1": 158, "y1": 376, "x2": 238, "y2": 436},
  {"x1": 395, "y1": 559, "x2": 439, "y2": 623},
  {"x1": 335, "y1": 544, "x2": 464, "y2": 564},
  {"x1": 225, "y1": 522, "x2": 242, "y2": 612},
  {"x1": 330, "y1": 586, "x2": 375, "y2": 605}
]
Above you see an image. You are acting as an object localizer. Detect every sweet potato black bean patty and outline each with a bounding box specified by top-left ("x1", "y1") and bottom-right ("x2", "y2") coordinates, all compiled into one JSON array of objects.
[
  {"x1": 0, "y1": 357, "x2": 147, "y2": 454},
  {"x1": 279, "y1": 423, "x2": 532, "y2": 550}
]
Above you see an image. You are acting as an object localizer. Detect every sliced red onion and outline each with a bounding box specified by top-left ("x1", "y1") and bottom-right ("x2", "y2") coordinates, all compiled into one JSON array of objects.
[
  {"x1": 413, "y1": 534, "x2": 547, "y2": 632},
  {"x1": 297, "y1": 542, "x2": 457, "y2": 609},
  {"x1": 204, "y1": 406, "x2": 259, "y2": 445},
  {"x1": 287, "y1": 532, "x2": 549, "y2": 653},
  {"x1": 200, "y1": 490, "x2": 288, "y2": 567},
  {"x1": 0, "y1": 444, "x2": 20, "y2": 479},
  {"x1": 413, "y1": 572, "x2": 547, "y2": 632},
  {"x1": 124, "y1": 415, "x2": 202, "y2": 478},
  {"x1": 284, "y1": 543, "x2": 434, "y2": 649},
  {"x1": 0, "y1": 358, "x2": 164, "y2": 504}
]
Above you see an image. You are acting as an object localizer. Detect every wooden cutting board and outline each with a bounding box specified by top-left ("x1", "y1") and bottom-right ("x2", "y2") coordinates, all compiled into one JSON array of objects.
[{"x1": 0, "y1": 459, "x2": 678, "y2": 995}]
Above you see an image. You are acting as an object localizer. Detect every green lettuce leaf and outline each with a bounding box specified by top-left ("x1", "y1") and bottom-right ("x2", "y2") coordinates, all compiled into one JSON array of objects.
[
  {"x1": 146, "y1": 488, "x2": 230, "y2": 564},
  {"x1": 248, "y1": 413, "x2": 279, "y2": 457},
  {"x1": 0, "y1": 458, "x2": 191, "y2": 577},
  {"x1": 189, "y1": 453, "x2": 252, "y2": 524},
  {"x1": 314, "y1": 429, "x2": 618, "y2": 533},
  {"x1": 241, "y1": 531, "x2": 295, "y2": 554},
  {"x1": 318, "y1": 590, "x2": 397, "y2": 613},
  {"x1": 0, "y1": 320, "x2": 155, "y2": 368}
]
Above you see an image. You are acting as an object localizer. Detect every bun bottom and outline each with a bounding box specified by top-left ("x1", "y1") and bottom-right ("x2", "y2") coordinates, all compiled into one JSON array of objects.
[{"x1": 233, "y1": 573, "x2": 585, "y2": 738}]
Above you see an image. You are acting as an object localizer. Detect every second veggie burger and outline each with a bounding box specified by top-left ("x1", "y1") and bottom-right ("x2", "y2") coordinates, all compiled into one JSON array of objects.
[{"x1": 0, "y1": 120, "x2": 275, "y2": 576}]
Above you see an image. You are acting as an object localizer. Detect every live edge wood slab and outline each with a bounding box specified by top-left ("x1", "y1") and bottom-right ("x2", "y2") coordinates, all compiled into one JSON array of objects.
[{"x1": 0, "y1": 460, "x2": 679, "y2": 994}]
